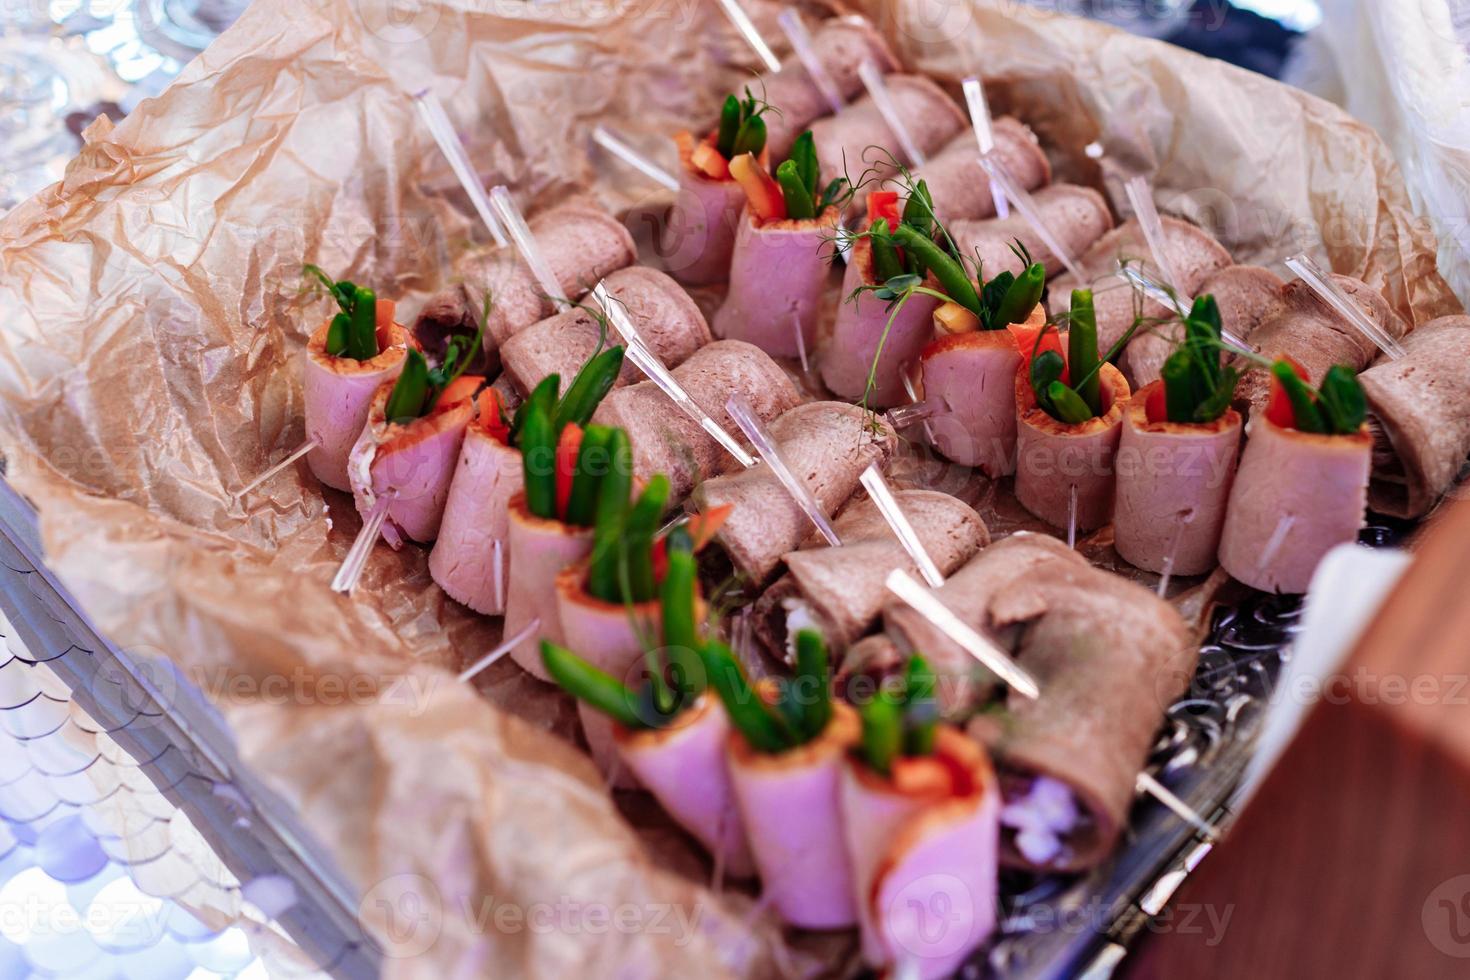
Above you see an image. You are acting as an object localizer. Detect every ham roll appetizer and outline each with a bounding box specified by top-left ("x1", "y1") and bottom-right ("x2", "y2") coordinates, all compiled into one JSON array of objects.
[
  {"x1": 822, "y1": 190, "x2": 945, "y2": 406},
  {"x1": 414, "y1": 204, "x2": 636, "y2": 370},
  {"x1": 300, "y1": 267, "x2": 411, "y2": 492},
  {"x1": 906, "y1": 116, "x2": 1050, "y2": 222},
  {"x1": 430, "y1": 347, "x2": 624, "y2": 614},
  {"x1": 809, "y1": 75, "x2": 966, "y2": 195},
  {"x1": 1360, "y1": 315, "x2": 1470, "y2": 518},
  {"x1": 348, "y1": 317, "x2": 486, "y2": 548},
  {"x1": 499, "y1": 266, "x2": 710, "y2": 397},
  {"x1": 1219, "y1": 360, "x2": 1372, "y2": 593},
  {"x1": 703, "y1": 632, "x2": 861, "y2": 929},
  {"x1": 712, "y1": 131, "x2": 845, "y2": 359},
  {"x1": 883, "y1": 532, "x2": 1086, "y2": 714},
  {"x1": 1048, "y1": 215, "x2": 1231, "y2": 370},
  {"x1": 1232, "y1": 274, "x2": 1408, "y2": 418},
  {"x1": 1014, "y1": 290, "x2": 1133, "y2": 532},
  {"x1": 948, "y1": 183, "x2": 1113, "y2": 281},
  {"x1": 1122, "y1": 263, "x2": 1285, "y2": 386},
  {"x1": 591, "y1": 339, "x2": 800, "y2": 505},
  {"x1": 973, "y1": 561, "x2": 1192, "y2": 871},
  {"x1": 1113, "y1": 296, "x2": 1244, "y2": 576},
  {"x1": 756, "y1": 16, "x2": 896, "y2": 159},
  {"x1": 842, "y1": 658, "x2": 1000, "y2": 978},
  {"x1": 753, "y1": 490, "x2": 988, "y2": 657},
  {"x1": 690, "y1": 401, "x2": 896, "y2": 584},
  {"x1": 542, "y1": 564, "x2": 756, "y2": 878},
  {"x1": 662, "y1": 92, "x2": 771, "y2": 285}
]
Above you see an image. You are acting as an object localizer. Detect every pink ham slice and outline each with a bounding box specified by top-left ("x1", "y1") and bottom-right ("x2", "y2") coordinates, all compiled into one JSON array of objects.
[
  {"x1": 821, "y1": 228, "x2": 941, "y2": 407},
  {"x1": 757, "y1": 17, "x2": 897, "y2": 160},
  {"x1": 1014, "y1": 363, "x2": 1131, "y2": 532},
  {"x1": 905, "y1": 117, "x2": 1051, "y2": 222},
  {"x1": 1218, "y1": 414, "x2": 1371, "y2": 594},
  {"x1": 947, "y1": 184, "x2": 1113, "y2": 282},
  {"x1": 726, "y1": 702, "x2": 862, "y2": 929},
  {"x1": 919, "y1": 316, "x2": 1041, "y2": 477},
  {"x1": 303, "y1": 319, "x2": 411, "y2": 492},
  {"x1": 1360, "y1": 315, "x2": 1470, "y2": 518},
  {"x1": 499, "y1": 266, "x2": 711, "y2": 396},
  {"x1": 712, "y1": 207, "x2": 841, "y2": 359},
  {"x1": 1232, "y1": 273, "x2": 1408, "y2": 419},
  {"x1": 974, "y1": 561, "x2": 1193, "y2": 871},
  {"x1": 347, "y1": 383, "x2": 476, "y2": 548},
  {"x1": 1122, "y1": 263, "x2": 1285, "y2": 387},
  {"x1": 690, "y1": 401, "x2": 896, "y2": 584},
  {"x1": 758, "y1": 490, "x2": 988, "y2": 656},
  {"x1": 883, "y1": 532, "x2": 1086, "y2": 714},
  {"x1": 660, "y1": 137, "x2": 763, "y2": 286},
  {"x1": 504, "y1": 493, "x2": 594, "y2": 680},
  {"x1": 615, "y1": 695, "x2": 756, "y2": 878},
  {"x1": 809, "y1": 75, "x2": 967, "y2": 197},
  {"x1": 554, "y1": 563, "x2": 661, "y2": 788},
  {"x1": 1048, "y1": 216, "x2": 1232, "y2": 371},
  {"x1": 591, "y1": 340, "x2": 801, "y2": 506},
  {"x1": 841, "y1": 728, "x2": 1000, "y2": 978},
  {"x1": 414, "y1": 204, "x2": 636, "y2": 369},
  {"x1": 1113, "y1": 382, "x2": 1242, "y2": 576},
  {"x1": 427, "y1": 422, "x2": 522, "y2": 614}
]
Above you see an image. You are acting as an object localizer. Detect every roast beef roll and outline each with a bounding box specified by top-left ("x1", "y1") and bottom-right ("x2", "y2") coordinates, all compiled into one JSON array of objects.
[
  {"x1": 1014, "y1": 363, "x2": 1131, "y2": 532},
  {"x1": 690, "y1": 401, "x2": 896, "y2": 583},
  {"x1": 303, "y1": 317, "x2": 411, "y2": 492},
  {"x1": 809, "y1": 75, "x2": 966, "y2": 194},
  {"x1": 711, "y1": 207, "x2": 841, "y2": 359},
  {"x1": 971, "y1": 560, "x2": 1193, "y2": 872},
  {"x1": 1360, "y1": 315, "x2": 1470, "y2": 518},
  {"x1": 499, "y1": 266, "x2": 711, "y2": 397},
  {"x1": 906, "y1": 117, "x2": 1050, "y2": 222},
  {"x1": 753, "y1": 490, "x2": 988, "y2": 657},
  {"x1": 1232, "y1": 274, "x2": 1408, "y2": 418},
  {"x1": 591, "y1": 340, "x2": 801, "y2": 505},
  {"x1": 948, "y1": 184, "x2": 1113, "y2": 282}
]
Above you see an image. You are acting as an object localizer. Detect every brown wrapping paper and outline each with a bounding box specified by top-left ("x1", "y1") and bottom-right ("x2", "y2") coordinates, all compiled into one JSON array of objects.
[{"x1": 0, "y1": 0, "x2": 1461, "y2": 973}]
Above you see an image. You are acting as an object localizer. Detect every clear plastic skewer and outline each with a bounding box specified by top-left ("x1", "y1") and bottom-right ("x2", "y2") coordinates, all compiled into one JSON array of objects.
[
  {"x1": 961, "y1": 77, "x2": 1009, "y2": 219},
  {"x1": 236, "y1": 438, "x2": 318, "y2": 497},
  {"x1": 715, "y1": 0, "x2": 781, "y2": 73},
  {"x1": 457, "y1": 617, "x2": 541, "y2": 683},
  {"x1": 490, "y1": 186, "x2": 571, "y2": 314},
  {"x1": 591, "y1": 126, "x2": 679, "y2": 191},
  {"x1": 1066, "y1": 484, "x2": 1079, "y2": 550},
  {"x1": 1119, "y1": 264, "x2": 1252, "y2": 350},
  {"x1": 592, "y1": 281, "x2": 754, "y2": 468},
  {"x1": 859, "y1": 60, "x2": 925, "y2": 167},
  {"x1": 884, "y1": 568, "x2": 1040, "y2": 699},
  {"x1": 726, "y1": 393, "x2": 840, "y2": 545},
  {"x1": 1124, "y1": 176, "x2": 1182, "y2": 294},
  {"x1": 1285, "y1": 253, "x2": 1406, "y2": 360},
  {"x1": 860, "y1": 464, "x2": 944, "y2": 588},
  {"x1": 1136, "y1": 772, "x2": 1220, "y2": 842},
  {"x1": 778, "y1": 10, "x2": 844, "y2": 114},
  {"x1": 411, "y1": 90, "x2": 508, "y2": 247},
  {"x1": 1156, "y1": 514, "x2": 1193, "y2": 599},
  {"x1": 979, "y1": 153, "x2": 1086, "y2": 283},
  {"x1": 331, "y1": 490, "x2": 395, "y2": 594}
]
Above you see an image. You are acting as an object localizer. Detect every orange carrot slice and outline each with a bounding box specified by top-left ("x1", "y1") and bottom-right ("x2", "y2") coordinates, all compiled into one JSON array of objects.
[
  {"x1": 555, "y1": 423, "x2": 584, "y2": 520},
  {"x1": 729, "y1": 152, "x2": 786, "y2": 222}
]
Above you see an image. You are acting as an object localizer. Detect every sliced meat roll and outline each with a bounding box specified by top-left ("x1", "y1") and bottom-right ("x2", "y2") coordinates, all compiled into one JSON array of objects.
[
  {"x1": 591, "y1": 340, "x2": 801, "y2": 505},
  {"x1": 499, "y1": 266, "x2": 710, "y2": 397},
  {"x1": 758, "y1": 16, "x2": 897, "y2": 159},
  {"x1": 1014, "y1": 363, "x2": 1131, "y2": 532},
  {"x1": 755, "y1": 490, "x2": 988, "y2": 657},
  {"x1": 712, "y1": 207, "x2": 840, "y2": 359},
  {"x1": 691, "y1": 401, "x2": 896, "y2": 583},
  {"x1": 661, "y1": 138, "x2": 762, "y2": 286},
  {"x1": 905, "y1": 117, "x2": 1050, "y2": 223},
  {"x1": 428, "y1": 416, "x2": 522, "y2": 614},
  {"x1": 1360, "y1": 315, "x2": 1470, "y2": 518},
  {"x1": 809, "y1": 75, "x2": 967, "y2": 195},
  {"x1": 948, "y1": 184, "x2": 1113, "y2": 282},
  {"x1": 303, "y1": 318, "x2": 411, "y2": 492},
  {"x1": 972, "y1": 560, "x2": 1193, "y2": 872}
]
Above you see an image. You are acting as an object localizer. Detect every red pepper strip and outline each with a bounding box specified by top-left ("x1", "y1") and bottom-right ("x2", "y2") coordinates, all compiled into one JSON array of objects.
[
  {"x1": 555, "y1": 423, "x2": 584, "y2": 520},
  {"x1": 1265, "y1": 356, "x2": 1309, "y2": 429},
  {"x1": 476, "y1": 388, "x2": 511, "y2": 444},
  {"x1": 650, "y1": 538, "x2": 669, "y2": 585},
  {"x1": 1145, "y1": 382, "x2": 1169, "y2": 425},
  {"x1": 867, "y1": 190, "x2": 900, "y2": 227},
  {"x1": 1006, "y1": 321, "x2": 1068, "y2": 383}
]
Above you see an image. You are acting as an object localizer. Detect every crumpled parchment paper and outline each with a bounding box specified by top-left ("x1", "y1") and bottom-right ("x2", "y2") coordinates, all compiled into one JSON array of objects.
[{"x1": 0, "y1": 0, "x2": 1459, "y2": 974}]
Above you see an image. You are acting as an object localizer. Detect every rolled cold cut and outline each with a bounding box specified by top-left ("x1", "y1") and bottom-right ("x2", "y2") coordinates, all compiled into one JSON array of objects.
[
  {"x1": 809, "y1": 75, "x2": 967, "y2": 196},
  {"x1": 591, "y1": 340, "x2": 801, "y2": 505},
  {"x1": 504, "y1": 493, "x2": 594, "y2": 680},
  {"x1": 948, "y1": 184, "x2": 1113, "y2": 282},
  {"x1": 427, "y1": 414, "x2": 522, "y2": 614},
  {"x1": 1217, "y1": 413, "x2": 1371, "y2": 594},
  {"x1": 1360, "y1": 315, "x2": 1470, "y2": 518},
  {"x1": 1113, "y1": 382, "x2": 1242, "y2": 576},
  {"x1": 1014, "y1": 363, "x2": 1131, "y2": 532},
  {"x1": 499, "y1": 266, "x2": 711, "y2": 397},
  {"x1": 303, "y1": 318, "x2": 411, "y2": 492},
  {"x1": 712, "y1": 206, "x2": 841, "y2": 359},
  {"x1": 905, "y1": 117, "x2": 1050, "y2": 223},
  {"x1": 661, "y1": 138, "x2": 768, "y2": 286},
  {"x1": 690, "y1": 401, "x2": 896, "y2": 584}
]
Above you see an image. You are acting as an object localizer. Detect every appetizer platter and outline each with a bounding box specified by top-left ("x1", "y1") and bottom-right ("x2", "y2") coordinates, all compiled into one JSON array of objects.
[{"x1": 0, "y1": 0, "x2": 1465, "y2": 976}]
